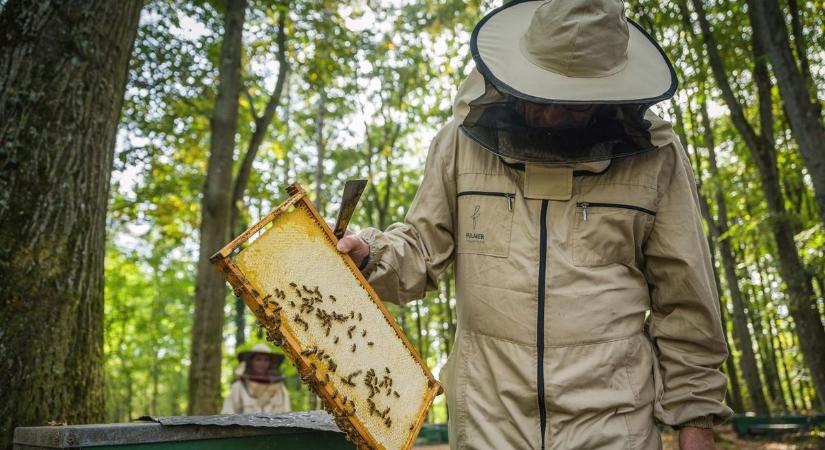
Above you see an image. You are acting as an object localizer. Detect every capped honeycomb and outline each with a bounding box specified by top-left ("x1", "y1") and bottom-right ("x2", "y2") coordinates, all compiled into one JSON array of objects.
[{"x1": 211, "y1": 183, "x2": 441, "y2": 450}]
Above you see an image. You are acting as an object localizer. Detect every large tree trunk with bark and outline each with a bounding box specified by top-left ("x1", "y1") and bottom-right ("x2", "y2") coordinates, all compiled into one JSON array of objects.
[
  {"x1": 748, "y1": 0, "x2": 825, "y2": 226},
  {"x1": 690, "y1": 0, "x2": 825, "y2": 409},
  {"x1": 0, "y1": 0, "x2": 143, "y2": 447},
  {"x1": 188, "y1": 0, "x2": 246, "y2": 415}
]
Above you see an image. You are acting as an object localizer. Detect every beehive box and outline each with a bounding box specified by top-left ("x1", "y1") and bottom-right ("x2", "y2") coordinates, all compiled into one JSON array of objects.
[{"x1": 210, "y1": 183, "x2": 442, "y2": 450}]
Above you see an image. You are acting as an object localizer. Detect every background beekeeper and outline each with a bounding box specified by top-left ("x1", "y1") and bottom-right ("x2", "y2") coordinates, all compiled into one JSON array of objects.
[{"x1": 221, "y1": 343, "x2": 292, "y2": 414}]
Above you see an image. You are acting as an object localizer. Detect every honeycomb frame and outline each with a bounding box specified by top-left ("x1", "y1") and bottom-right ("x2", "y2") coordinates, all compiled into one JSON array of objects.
[{"x1": 210, "y1": 182, "x2": 443, "y2": 450}]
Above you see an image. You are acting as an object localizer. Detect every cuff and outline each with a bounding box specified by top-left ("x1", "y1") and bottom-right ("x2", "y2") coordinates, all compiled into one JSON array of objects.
[
  {"x1": 357, "y1": 255, "x2": 370, "y2": 271},
  {"x1": 357, "y1": 229, "x2": 386, "y2": 277},
  {"x1": 675, "y1": 415, "x2": 716, "y2": 429}
]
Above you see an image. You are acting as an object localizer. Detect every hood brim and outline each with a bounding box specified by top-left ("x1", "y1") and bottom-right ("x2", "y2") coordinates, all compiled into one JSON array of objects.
[{"x1": 471, "y1": 0, "x2": 677, "y2": 104}]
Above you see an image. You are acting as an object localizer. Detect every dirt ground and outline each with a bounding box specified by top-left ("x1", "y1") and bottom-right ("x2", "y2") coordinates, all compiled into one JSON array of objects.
[
  {"x1": 413, "y1": 425, "x2": 825, "y2": 449},
  {"x1": 699, "y1": 426, "x2": 825, "y2": 450}
]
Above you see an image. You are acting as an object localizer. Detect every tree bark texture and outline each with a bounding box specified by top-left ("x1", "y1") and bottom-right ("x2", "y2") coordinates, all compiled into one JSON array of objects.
[
  {"x1": 189, "y1": 0, "x2": 246, "y2": 415},
  {"x1": 748, "y1": 0, "x2": 825, "y2": 226},
  {"x1": 691, "y1": 0, "x2": 825, "y2": 409},
  {"x1": 314, "y1": 90, "x2": 325, "y2": 213},
  {"x1": 0, "y1": 0, "x2": 143, "y2": 447}
]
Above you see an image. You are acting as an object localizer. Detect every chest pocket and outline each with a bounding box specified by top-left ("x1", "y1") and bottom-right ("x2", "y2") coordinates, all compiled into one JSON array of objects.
[
  {"x1": 571, "y1": 201, "x2": 655, "y2": 267},
  {"x1": 456, "y1": 175, "x2": 515, "y2": 258}
]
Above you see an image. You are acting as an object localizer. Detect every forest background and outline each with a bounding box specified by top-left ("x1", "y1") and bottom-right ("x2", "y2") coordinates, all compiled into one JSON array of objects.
[{"x1": 0, "y1": 0, "x2": 823, "y2": 447}]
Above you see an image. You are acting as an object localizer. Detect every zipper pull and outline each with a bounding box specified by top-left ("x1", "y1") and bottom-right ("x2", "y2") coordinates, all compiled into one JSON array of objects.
[
  {"x1": 506, "y1": 194, "x2": 513, "y2": 211},
  {"x1": 580, "y1": 203, "x2": 589, "y2": 222}
]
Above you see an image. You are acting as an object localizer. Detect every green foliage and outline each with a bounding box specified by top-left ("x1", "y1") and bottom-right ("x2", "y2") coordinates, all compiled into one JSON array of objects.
[
  {"x1": 105, "y1": 0, "x2": 824, "y2": 422},
  {"x1": 629, "y1": 0, "x2": 824, "y2": 414},
  {"x1": 104, "y1": 241, "x2": 194, "y2": 420},
  {"x1": 106, "y1": 0, "x2": 484, "y2": 421}
]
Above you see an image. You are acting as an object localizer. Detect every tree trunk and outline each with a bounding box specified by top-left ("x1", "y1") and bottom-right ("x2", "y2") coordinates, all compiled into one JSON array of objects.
[
  {"x1": 748, "y1": 0, "x2": 825, "y2": 226},
  {"x1": 0, "y1": 0, "x2": 142, "y2": 446},
  {"x1": 786, "y1": 0, "x2": 816, "y2": 100},
  {"x1": 759, "y1": 295, "x2": 789, "y2": 411},
  {"x1": 691, "y1": 0, "x2": 825, "y2": 410},
  {"x1": 815, "y1": 275, "x2": 825, "y2": 322},
  {"x1": 189, "y1": 0, "x2": 246, "y2": 415},
  {"x1": 772, "y1": 315, "x2": 799, "y2": 412},
  {"x1": 229, "y1": 10, "x2": 288, "y2": 349},
  {"x1": 228, "y1": 12, "x2": 288, "y2": 238},
  {"x1": 745, "y1": 277, "x2": 786, "y2": 411},
  {"x1": 314, "y1": 91, "x2": 326, "y2": 213}
]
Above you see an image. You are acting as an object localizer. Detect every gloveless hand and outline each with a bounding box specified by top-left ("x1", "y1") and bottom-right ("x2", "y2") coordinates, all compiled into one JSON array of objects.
[{"x1": 330, "y1": 224, "x2": 369, "y2": 267}]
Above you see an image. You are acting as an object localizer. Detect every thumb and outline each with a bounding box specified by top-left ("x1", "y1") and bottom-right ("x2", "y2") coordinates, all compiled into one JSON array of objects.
[{"x1": 336, "y1": 236, "x2": 354, "y2": 252}]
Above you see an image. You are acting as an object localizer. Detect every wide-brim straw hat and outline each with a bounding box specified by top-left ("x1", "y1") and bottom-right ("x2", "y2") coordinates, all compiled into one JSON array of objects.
[
  {"x1": 470, "y1": 0, "x2": 677, "y2": 104},
  {"x1": 237, "y1": 343, "x2": 285, "y2": 366}
]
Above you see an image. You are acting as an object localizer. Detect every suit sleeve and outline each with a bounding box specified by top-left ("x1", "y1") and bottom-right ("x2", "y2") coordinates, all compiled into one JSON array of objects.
[
  {"x1": 357, "y1": 121, "x2": 458, "y2": 304},
  {"x1": 643, "y1": 137, "x2": 733, "y2": 428}
]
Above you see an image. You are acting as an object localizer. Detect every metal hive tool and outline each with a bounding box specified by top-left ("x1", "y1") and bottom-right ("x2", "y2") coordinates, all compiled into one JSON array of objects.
[{"x1": 210, "y1": 182, "x2": 443, "y2": 450}]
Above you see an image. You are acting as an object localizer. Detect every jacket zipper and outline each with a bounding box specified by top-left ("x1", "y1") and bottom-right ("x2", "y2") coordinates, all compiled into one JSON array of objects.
[
  {"x1": 457, "y1": 190, "x2": 515, "y2": 210},
  {"x1": 576, "y1": 202, "x2": 656, "y2": 222},
  {"x1": 537, "y1": 199, "x2": 548, "y2": 450}
]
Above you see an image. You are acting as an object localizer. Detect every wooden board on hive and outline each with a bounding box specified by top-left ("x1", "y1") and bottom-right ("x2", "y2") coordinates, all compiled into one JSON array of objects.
[{"x1": 210, "y1": 182, "x2": 442, "y2": 450}]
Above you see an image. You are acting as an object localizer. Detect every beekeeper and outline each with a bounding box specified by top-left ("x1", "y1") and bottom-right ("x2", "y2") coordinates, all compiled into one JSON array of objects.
[
  {"x1": 221, "y1": 343, "x2": 292, "y2": 414},
  {"x1": 338, "y1": 0, "x2": 731, "y2": 448}
]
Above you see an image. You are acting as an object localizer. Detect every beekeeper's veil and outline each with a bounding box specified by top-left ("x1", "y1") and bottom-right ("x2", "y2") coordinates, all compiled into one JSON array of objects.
[{"x1": 456, "y1": 0, "x2": 678, "y2": 163}]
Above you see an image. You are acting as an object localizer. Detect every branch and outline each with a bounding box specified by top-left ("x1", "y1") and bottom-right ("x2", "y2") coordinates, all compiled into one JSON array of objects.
[
  {"x1": 230, "y1": 8, "x2": 289, "y2": 234},
  {"x1": 243, "y1": 85, "x2": 259, "y2": 121},
  {"x1": 746, "y1": 3, "x2": 775, "y2": 148}
]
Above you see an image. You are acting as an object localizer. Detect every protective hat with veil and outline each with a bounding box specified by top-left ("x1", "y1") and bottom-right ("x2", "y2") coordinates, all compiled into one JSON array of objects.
[
  {"x1": 461, "y1": 0, "x2": 678, "y2": 164},
  {"x1": 234, "y1": 343, "x2": 286, "y2": 383}
]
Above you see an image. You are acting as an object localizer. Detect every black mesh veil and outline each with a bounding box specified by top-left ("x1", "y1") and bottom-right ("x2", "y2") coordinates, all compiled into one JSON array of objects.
[{"x1": 459, "y1": 79, "x2": 658, "y2": 164}]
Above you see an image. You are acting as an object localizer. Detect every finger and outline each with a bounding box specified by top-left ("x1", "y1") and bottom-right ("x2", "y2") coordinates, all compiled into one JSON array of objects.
[{"x1": 336, "y1": 235, "x2": 356, "y2": 252}]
